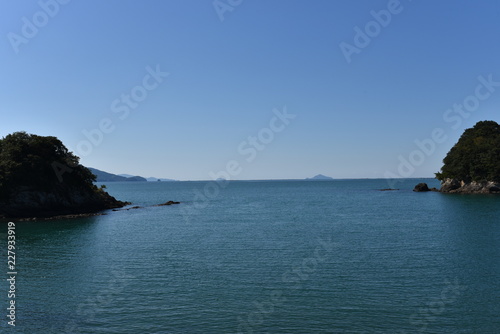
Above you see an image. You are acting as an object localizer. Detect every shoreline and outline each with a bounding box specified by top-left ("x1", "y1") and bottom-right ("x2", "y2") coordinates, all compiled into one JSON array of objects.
[{"x1": 0, "y1": 200, "x2": 181, "y2": 222}]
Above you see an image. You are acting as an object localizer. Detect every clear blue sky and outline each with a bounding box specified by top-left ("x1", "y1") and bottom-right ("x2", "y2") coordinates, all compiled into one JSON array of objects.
[{"x1": 1, "y1": 0, "x2": 499, "y2": 180}]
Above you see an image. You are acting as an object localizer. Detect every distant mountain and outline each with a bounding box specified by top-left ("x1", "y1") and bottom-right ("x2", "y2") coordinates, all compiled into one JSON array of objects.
[
  {"x1": 306, "y1": 174, "x2": 334, "y2": 180},
  {"x1": 119, "y1": 174, "x2": 176, "y2": 182},
  {"x1": 118, "y1": 174, "x2": 135, "y2": 178},
  {"x1": 127, "y1": 176, "x2": 148, "y2": 182},
  {"x1": 88, "y1": 168, "x2": 147, "y2": 182}
]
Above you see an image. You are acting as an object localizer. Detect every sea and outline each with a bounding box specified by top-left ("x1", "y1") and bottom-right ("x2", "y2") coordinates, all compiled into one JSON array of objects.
[{"x1": 1, "y1": 178, "x2": 499, "y2": 333}]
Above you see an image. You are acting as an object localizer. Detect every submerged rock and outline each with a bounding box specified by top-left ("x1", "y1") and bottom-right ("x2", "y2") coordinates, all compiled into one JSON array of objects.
[{"x1": 155, "y1": 201, "x2": 181, "y2": 206}]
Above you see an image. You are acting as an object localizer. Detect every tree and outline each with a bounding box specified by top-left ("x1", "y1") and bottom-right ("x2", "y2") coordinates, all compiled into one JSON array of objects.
[
  {"x1": 0, "y1": 132, "x2": 95, "y2": 200},
  {"x1": 0, "y1": 132, "x2": 126, "y2": 218},
  {"x1": 436, "y1": 121, "x2": 500, "y2": 182}
]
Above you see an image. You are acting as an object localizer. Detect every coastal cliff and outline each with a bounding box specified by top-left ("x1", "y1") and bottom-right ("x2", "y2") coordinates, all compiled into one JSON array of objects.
[
  {"x1": 415, "y1": 121, "x2": 500, "y2": 194},
  {"x1": 435, "y1": 121, "x2": 500, "y2": 194},
  {"x1": 0, "y1": 132, "x2": 128, "y2": 219}
]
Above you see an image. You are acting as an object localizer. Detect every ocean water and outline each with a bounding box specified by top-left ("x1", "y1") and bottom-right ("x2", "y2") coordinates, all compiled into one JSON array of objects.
[{"x1": 1, "y1": 179, "x2": 499, "y2": 333}]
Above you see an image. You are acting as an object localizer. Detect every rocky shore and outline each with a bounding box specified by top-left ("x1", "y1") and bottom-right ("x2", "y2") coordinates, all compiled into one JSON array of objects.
[
  {"x1": 0, "y1": 187, "x2": 129, "y2": 220},
  {"x1": 0, "y1": 190, "x2": 182, "y2": 221},
  {"x1": 414, "y1": 179, "x2": 500, "y2": 194},
  {"x1": 439, "y1": 178, "x2": 500, "y2": 194}
]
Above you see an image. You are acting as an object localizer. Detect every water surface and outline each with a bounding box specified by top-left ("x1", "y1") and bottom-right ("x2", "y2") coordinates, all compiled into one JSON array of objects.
[{"x1": 1, "y1": 179, "x2": 499, "y2": 333}]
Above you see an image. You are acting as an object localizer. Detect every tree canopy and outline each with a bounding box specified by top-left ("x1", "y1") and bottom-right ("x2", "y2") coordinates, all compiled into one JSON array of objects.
[
  {"x1": 0, "y1": 132, "x2": 96, "y2": 200},
  {"x1": 436, "y1": 121, "x2": 500, "y2": 182}
]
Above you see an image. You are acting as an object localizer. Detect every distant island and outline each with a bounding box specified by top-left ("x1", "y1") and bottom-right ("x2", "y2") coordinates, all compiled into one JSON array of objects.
[
  {"x1": 416, "y1": 121, "x2": 500, "y2": 194},
  {"x1": 306, "y1": 174, "x2": 334, "y2": 180},
  {"x1": 145, "y1": 177, "x2": 177, "y2": 182},
  {"x1": 0, "y1": 132, "x2": 128, "y2": 219}
]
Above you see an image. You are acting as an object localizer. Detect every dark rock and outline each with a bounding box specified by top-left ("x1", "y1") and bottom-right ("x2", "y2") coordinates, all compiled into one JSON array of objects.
[
  {"x1": 439, "y1": 178, "x2": 461, "y2": 192},
  {"x1": 489, "y1": 186, "x2": 500, "y2": 193},
  {"x1": 155, "y1": 201, "x2": 181, "y2": 206},
  {"x1": 413, "y1": 183, "x2": 430, "y2": 192},
  {"x1": 380, "y1": 188, "x2": 399, "y2": 191},
  {"x1": 112, "y1": 205, "x2": 143, "y2": 212}
]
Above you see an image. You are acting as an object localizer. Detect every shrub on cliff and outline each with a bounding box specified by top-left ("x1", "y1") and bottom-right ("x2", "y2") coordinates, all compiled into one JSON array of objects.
[{"x1": 436, "y1": 121, "x2": 500, "y2": 182}]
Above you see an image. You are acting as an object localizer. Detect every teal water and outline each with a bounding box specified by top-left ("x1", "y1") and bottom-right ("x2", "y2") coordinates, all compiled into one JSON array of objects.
[{"x1": 1, "y1": 179, "x2": 499, "y2": 333}]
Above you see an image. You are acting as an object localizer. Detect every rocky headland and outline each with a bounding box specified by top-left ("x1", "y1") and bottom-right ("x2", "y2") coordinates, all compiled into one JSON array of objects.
[
  {"x1": 415, "y1": 121, "x2": 500, "y2": 195},
  {"x1": 0, "y1": 132, "x2": 128, "y2": 220}
]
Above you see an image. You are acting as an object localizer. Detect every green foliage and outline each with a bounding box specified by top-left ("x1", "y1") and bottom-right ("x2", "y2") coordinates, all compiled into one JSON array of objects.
[
  {"x1": 436, "y1": 121, "x2": 500, "y2": 182},
  {"x1": 0, "y1": 132, "x2": 97, "y2": 200}
]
